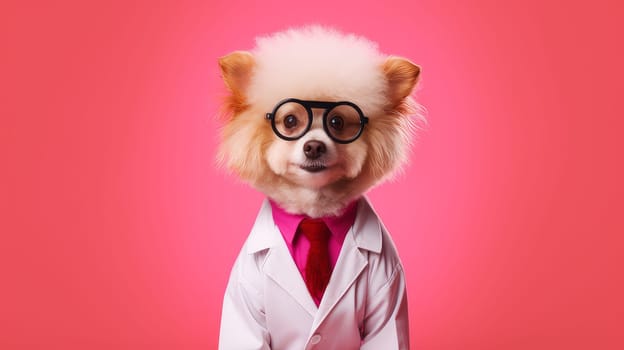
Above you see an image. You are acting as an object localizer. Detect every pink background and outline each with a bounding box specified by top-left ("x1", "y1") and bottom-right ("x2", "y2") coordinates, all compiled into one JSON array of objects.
[{"x1": 2, "y1": 0, "x2": 623, "y2": 349}]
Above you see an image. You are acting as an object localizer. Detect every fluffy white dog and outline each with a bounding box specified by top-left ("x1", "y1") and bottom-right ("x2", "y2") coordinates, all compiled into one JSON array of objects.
[{"x1": 218, "y1": 26, "x2": 423, "y2": 349}]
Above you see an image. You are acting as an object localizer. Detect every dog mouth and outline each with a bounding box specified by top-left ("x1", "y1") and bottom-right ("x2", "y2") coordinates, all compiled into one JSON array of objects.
[{"x1": 300, "y1": 163, "x2": 328, "y2": 173}]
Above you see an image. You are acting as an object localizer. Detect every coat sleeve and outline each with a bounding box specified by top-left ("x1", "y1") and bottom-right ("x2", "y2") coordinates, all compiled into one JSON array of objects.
[
  {"x1": 360, "y1": 264, "x2": 409, "y2": 350},
  {"x1": 218, "y1": 256, "x2": 271, "y2": 350}
]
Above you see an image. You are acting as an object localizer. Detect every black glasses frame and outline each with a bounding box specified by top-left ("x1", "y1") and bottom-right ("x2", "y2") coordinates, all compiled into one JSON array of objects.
[{"x1": 265, "y1": 98, "x2": 369, "y2": 144}]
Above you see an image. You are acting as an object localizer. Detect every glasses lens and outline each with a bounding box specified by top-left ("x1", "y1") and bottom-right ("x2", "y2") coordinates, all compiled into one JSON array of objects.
[
  {"x1": 273, "y1": 102, "x2": 309, "y2": 139},
  {"x1": 325, "y1": 104, "x2": 363, "y2": 141}
]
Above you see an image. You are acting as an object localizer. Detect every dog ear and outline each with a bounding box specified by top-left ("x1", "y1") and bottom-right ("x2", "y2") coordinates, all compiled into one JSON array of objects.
[
  {"x1": 219, "y1": 51, "x2": 255, "y2": 112},
  {"x1": 383, "y1": 56, "x2": 421, "y2": 107}
]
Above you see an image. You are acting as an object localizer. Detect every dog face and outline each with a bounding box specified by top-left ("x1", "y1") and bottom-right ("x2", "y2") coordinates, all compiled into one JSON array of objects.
[
  {"x1": 264, "y1": 98, "x2": 369, "y2": 190},
  {"x1": 218, "y1": 26, "x2": 422, "y2": 216}
]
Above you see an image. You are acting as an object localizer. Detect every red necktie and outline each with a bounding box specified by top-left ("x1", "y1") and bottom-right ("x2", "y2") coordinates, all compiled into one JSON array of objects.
[{"x1": 297, "y1": 218, "x2": 332, "y2": 303}]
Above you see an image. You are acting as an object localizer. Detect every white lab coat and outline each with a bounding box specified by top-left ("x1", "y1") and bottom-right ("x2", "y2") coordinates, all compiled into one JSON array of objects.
[{"x1": 219, "y1": 198, "x2": 409, "y2": 349}]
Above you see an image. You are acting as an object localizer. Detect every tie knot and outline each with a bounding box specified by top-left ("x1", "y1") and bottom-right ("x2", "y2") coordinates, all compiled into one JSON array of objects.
[{"x1": 298, "y1": 218, "x2": 330, "y2": 243}]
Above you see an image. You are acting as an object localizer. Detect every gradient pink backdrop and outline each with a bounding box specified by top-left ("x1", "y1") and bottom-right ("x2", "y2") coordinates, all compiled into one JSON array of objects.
[{"x1": 1, "y1": 0, "x2": 623, "y2": 349}]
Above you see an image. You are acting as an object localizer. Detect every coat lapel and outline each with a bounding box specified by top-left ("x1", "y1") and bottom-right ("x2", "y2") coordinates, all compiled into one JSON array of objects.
[
  {"x1": 264, "y1": 241, "x2": 318, "y2": 316},
  {"x1": 311, "y1": 232, "x2": 368, "y2": 331},
  {"x1": 310, "y1": 197, "x2": 383, "y2": 331},
  {"x1": 246, "y1": 200, "x2": 318, "y2": 316}
]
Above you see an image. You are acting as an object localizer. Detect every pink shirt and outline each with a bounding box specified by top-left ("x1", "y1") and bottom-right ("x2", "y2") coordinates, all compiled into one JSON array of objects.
[{"x1": 269, "y1": 199, "x2": 358, "y2": 305}]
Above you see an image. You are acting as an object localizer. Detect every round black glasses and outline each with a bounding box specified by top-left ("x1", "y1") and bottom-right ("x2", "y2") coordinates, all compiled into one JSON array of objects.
[{"x1": 265, "y1": 98, "x2": 369, "y2": 144}]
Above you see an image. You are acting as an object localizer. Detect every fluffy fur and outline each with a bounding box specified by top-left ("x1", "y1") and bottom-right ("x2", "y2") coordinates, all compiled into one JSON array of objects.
[{"x1": 218, "y1": 26, "x2": 424, "y2": 217}]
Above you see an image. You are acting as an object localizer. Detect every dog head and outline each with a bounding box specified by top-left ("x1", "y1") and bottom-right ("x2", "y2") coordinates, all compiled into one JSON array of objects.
[{"x1": 218, "y1": 26, "x2": 423, "y2": 217}]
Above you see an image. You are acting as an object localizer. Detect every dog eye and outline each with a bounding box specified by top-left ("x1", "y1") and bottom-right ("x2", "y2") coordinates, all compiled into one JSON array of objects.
[
  {"x1": 284, "y1": 115, "x2": 298, "y2": 129},
  {"x1": 329, "y1": 116, "x2": 344, "y2": 130}
]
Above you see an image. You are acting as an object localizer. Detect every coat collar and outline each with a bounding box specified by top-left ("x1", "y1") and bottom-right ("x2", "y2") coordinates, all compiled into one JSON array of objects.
[
  {"x1": 244, "y1": 196, "x2": 385, "y2": 326},
  {"x1": 245, "y1": 196, "x2": 382, "y2": 255}
]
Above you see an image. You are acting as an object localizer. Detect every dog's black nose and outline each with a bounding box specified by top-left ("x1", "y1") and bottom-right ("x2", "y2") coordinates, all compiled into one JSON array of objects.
[{"x1": 303, "y1": 140, "x2": 326, "y2": 160}]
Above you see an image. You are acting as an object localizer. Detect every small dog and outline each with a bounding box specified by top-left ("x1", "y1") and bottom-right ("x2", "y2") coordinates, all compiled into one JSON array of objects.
[{"x1": 217, "y1": 26, "x2": 422, "y2": 350}]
